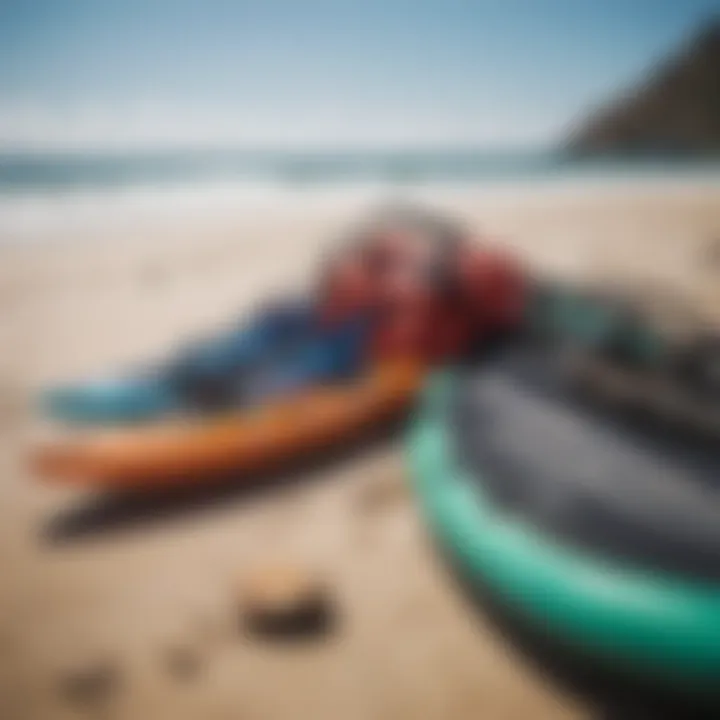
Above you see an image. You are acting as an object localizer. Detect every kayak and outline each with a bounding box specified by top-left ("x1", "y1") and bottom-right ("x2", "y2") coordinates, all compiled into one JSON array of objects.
[
  {"x1": 42, "y1": 299, "x2": 316, "y2": 424},
  {"x1": 408, "y1": 338, "x2": 720, "y2": 697},
  {"x1": 529, "y1": 279, "x2": 720, "y2": 409},
  {"x1": 35, "y1": 360, "x2": 423, "y2": 488},
  {"x1": 528, "y1": 280, "x2": 666, "y2": 363},
  {"x1": 42, "y1": 209, "x2": 529, "y2": 426}
]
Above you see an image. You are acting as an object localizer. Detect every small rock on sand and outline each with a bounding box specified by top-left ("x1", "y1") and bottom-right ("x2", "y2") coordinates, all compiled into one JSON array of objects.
[
  {"x1": 57, "y1": 657, "x2": 120, "y2": 707},
  {"x1": 163, "y1": 642, "x2": 203, "y2": 681},
  {"x1": 238, "y1": 560, "x2": 335, "y2": 640}
]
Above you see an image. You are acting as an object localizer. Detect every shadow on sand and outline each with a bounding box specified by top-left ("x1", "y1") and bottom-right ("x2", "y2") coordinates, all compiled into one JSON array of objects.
[{"x1": 43, "y1": 415, "x2": 407, "y2": 545}]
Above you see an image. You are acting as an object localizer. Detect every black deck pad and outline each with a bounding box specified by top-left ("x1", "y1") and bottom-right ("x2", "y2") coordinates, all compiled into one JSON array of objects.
[{"x1": 450, "y1": 340, "x2": 720, "y2": 582}]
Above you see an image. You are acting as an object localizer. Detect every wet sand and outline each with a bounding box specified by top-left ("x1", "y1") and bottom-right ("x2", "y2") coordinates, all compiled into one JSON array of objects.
[{"x1": 1, "y1": 180, "x2": 719, "y2": 719}]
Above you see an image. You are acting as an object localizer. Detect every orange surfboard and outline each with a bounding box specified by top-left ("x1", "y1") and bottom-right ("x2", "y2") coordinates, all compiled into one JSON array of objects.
[{"x1": 33, "y1": 361, "x2": 424, "y2": 489}]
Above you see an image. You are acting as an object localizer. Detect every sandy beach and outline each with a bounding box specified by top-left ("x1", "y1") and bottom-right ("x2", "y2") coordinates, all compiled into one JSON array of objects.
[{"x1": 1, "y1": 178, "x2": 720, "y2": 719}]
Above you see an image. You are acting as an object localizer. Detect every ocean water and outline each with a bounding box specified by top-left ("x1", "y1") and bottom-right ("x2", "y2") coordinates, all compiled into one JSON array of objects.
[
  {"x1": 2, "y1": 148, "x2": 720, "y2": 193},
  {"x1": 1, "y1": 149, "x2": 719, "y2": 244}
]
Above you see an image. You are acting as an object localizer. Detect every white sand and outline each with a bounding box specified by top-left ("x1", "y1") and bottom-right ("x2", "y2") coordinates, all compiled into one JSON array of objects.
[{"x1": 1, "y1": 178, "x2": 719, "y2": 719}]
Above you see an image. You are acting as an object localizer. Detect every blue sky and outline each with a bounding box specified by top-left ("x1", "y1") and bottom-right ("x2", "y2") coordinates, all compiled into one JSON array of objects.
[{"x1": 0, "y1": 0, "x2": 717, "y2": 150}]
